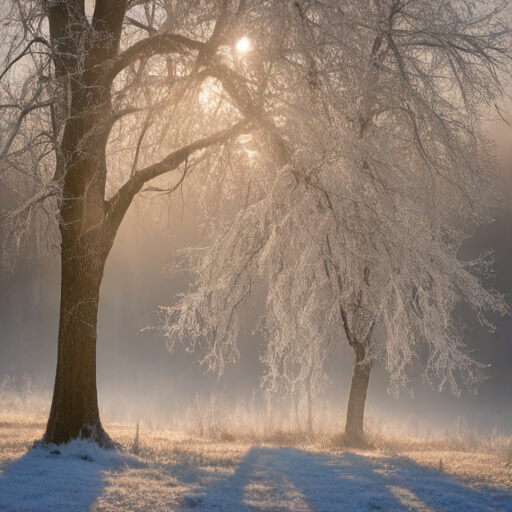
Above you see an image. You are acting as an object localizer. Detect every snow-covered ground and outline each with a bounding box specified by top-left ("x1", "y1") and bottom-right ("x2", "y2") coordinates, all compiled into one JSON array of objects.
[
  {"x1": 1, "y1": 425, "x2": 512, "y2": 512},
  {"x1": 0, "y1": 439, "x2": 125, "y2": 512},
  {"x1": 187, "y1": 447, "x2": 512, "y2": 511}
]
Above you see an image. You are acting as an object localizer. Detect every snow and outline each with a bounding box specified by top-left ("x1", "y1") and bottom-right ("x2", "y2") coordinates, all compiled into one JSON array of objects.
[
  {"x1": 0, "y1": 440, "x2": 126, "y2": 512},
  {"x1": 1, "y1": 442, "x2": 512, "y2": 511},
  {"x1": 185, "y1": 448, "x2": 512, "y2": 512}
]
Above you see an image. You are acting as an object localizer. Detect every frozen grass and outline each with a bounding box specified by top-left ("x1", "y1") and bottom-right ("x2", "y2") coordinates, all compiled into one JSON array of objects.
[
  {"x1": 1, "y1": 422, "x2": 512, "y2": 511},
  {"x1": 364, "y1": 415, "x2": 512, "y2": 460},
  {"x1": 0, "y1": 422, "x2": 250, "y2": 512},
  {"x1": 1, "y1": 383, "x2": 512, "y2": 511},
  {"x1": 0, "y1": 374, "x2": 51, "y2": 424},
  {"x1": 171, "y1": 392, "x2": 512, "y2": 463},
  {"x1": 1, "y1": 379, "x2": 511, "y2": 461}
]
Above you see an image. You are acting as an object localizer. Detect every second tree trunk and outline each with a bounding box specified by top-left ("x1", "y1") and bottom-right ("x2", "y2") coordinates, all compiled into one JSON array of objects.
[{"x1": 344, "y1": 359, "x2": 371, "y2": 446}]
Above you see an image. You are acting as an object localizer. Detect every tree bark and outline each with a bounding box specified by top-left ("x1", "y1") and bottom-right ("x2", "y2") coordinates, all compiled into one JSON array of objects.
[
  {"x1": 344, "y1": 357, "x2": 371, "y2": 447},
  {"x1": 44, "y1": 231, "x2": 112, "y2": 446}
]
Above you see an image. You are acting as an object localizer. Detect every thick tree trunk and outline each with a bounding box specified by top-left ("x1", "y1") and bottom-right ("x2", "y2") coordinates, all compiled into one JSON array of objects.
[
  {"x1": 43, "y1": 235, "x2": 112, "y2": 446},
  {"x1": 40, "y1": 0, "x2": 237, "y2": 447},
  {"x1": 43, "y1": 3, "x2": 118, "y2": 444},
  {"x1": 344, "y1": 358, "x2": 371, "y2": 446}
]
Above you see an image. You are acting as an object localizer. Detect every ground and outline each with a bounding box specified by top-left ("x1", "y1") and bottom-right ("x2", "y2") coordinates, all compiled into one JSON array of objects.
[{"x1": 1, "y1": 423, "x2": 512, "y2": 512}]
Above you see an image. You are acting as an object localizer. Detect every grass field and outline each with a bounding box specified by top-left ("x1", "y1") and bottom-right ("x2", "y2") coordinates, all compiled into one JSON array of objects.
[
  {"x1": 1, "y1": 379, "x2": 512, "y2": 510},
  {"x1": 1, "y1": 421, "x2": 512, "y2": 511}
]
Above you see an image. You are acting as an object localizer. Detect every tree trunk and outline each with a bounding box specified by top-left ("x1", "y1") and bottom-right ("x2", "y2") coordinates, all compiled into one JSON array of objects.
[
  {"x1": 344, "y1": 358, "x2": 371, "y2": 446},
  {"x1": 43, "y1": 2, "x2": 118, "y2": 445},
  {"x1": 39, "y1": 0, "x2": 239, "y2": 447},
  {"x1": 43, "y1": 233, "x2": 112, "y2": 446}
]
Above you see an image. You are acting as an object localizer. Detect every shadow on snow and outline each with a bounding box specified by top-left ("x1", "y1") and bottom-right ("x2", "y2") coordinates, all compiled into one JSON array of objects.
[
  {"x1": 0, "y1": 439, "x2": 125, "y2": 512},
  {"x1": 183, "y1": 447, "x2": 512, "y2": 512},
  {"x1": 2, "y1": 442, "x2": 512, "y2": 511}
]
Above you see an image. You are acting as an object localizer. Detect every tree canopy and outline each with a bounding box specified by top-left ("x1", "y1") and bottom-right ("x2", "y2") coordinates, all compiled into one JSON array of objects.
[{"x1": 162, "y1": 0, "x2": 510, "y2": 411}]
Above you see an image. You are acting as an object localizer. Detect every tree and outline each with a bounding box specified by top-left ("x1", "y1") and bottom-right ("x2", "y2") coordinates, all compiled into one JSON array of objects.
[
  {"x1": 163, "y1": 0, "x2": 510, "y2": 445},
  {"x1": 0, "y1": 0, "x2": 288, "y2": 446}
]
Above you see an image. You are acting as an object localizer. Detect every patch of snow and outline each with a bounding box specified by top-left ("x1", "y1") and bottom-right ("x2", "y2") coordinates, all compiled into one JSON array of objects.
[{"x1": 0, "y1": 440, "x2": 127, "y2": 512}]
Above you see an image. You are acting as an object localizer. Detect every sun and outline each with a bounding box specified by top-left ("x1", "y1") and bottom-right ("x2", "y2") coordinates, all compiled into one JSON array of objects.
[{"x1": 236, "y1": 37, "x2": 250, "y2": 53}]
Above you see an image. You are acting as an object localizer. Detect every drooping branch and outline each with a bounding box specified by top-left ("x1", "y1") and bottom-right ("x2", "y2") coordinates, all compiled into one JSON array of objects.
[{"x1": 105, "y1": 120, "x2": 249, "y2": 235}]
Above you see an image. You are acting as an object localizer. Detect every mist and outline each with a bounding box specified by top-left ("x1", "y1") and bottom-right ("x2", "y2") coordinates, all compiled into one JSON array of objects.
[{"x1": 2, "y1": 134, "x2": 511, "y2": 435}]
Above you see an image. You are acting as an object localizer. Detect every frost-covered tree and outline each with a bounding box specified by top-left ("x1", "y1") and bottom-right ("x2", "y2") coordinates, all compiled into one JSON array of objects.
[
  {"x1": 0, "y1": 0, "x2": 299, "y2": 446},
  {"x1": 163, "y1": 0, "x2": 510, "y2": 445}
]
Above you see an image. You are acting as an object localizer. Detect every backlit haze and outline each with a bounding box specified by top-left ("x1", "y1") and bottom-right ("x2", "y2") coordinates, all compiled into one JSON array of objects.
[{"x1": 1, "y1": 124, "x2": 511, "y2": 435}]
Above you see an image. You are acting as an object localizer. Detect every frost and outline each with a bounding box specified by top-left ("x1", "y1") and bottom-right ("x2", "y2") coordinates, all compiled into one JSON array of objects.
[{"x1": 162, "y1": 0, "x2": 510, "y2": 405}]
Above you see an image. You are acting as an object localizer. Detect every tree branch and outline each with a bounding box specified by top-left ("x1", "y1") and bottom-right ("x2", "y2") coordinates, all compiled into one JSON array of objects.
[
  {"x1": 103, "y1": 33, "x2": 204, "y2": 84},
  {"x1": 1, "y1": 101, "x2": 52, "y2": 159},
  {"x1": 0, "y1": 37, "x2": 49, "y2": 82},
  {"x1": 105, "y1": 120, "x2": 249, "y2": 235},
  {"x1": 124, "y1": 15, "x2": 157, "y2": 34},
  {"x1": 191, "y1": 0, "x2": 230, "y2": 74},
  {"x1": 324, "y1": 229, "x2": 366, "y2": 363},
  {"x1": 206, "y1": 63, "x2": 292, "y2": 168},
  {"x1": 88, "y1": 0, "x2": 127, "y2": 66}
]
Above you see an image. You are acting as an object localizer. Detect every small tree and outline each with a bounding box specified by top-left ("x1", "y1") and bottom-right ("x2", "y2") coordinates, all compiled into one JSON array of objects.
[{"x1": 163, "y1": 0, "x2": 510, "y2": 445}]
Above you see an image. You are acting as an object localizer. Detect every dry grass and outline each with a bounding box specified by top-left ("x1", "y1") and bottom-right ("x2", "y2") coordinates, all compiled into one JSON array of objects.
[
  {"x1": 1, "y1": 381, "x2": 512, "y2": 498},
  {"x1": 173, "y1": 393, "x2": 324, "y2": 446},
  {"x1": 0, "y1": 422, "x2": 253, "y2": 511},
  {"x1": 401, "y1": 450, "x2": 512, "y2": 491},
  {"x1": 0, "y1": 375, "x2": 51, "y2": 425},
  {"x1": 170, "y1": 392, "x2": 512, "y2": 462},
  {"x1": 0, "y1": 421, "x2": 46, "y2": 472},
  {"x1": 1, "y1": 421, "x2": 512, "y2": 506},
  {"x1": 1, "y1": 380, "x2": 511, "y2": 459},
  {"x1": 363, "y1": 416, "x2": 512, "y2": 458}
]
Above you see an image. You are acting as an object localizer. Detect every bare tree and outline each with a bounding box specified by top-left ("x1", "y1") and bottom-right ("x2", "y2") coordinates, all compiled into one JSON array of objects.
[
  {"x1": 0, "y1": 0, "x2": 296, "y2": 446},
  {"x1": 163, "y1": 0, "x2": 510, "y2": 446}
]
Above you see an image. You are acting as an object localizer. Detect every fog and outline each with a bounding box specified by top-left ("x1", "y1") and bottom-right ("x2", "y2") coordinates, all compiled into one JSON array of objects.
[{"x1": 1, "y1": 126, "x2": 511, "y2": 435}]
